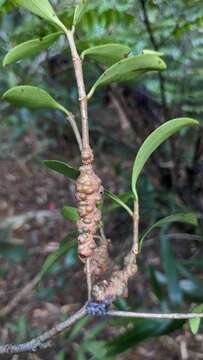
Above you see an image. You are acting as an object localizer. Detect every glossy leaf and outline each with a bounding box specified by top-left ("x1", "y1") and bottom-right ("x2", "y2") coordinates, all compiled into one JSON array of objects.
[
  {"x1": 87, "y1": 54, "x2": 166, "y2": 99},
  {"x1": 81, "y1": 43, "x2": 131, "y2": 66},
  {"x1": 72, "y1": 0, "x2": 88, "y2": 28},
  {"x1": 43, "y1": 160, "x2": 79, "y2": 180},
  {"x1": 3, "y1": 85, "x2": 70, "y2": 115},
  {"x1": 105, "y1": 191, "x2": 133, "y2": 216},
  {"x1": 61, "y1": 206, "x2": 79, "y2": 222},
  {"x1": 11, "y1": 0, "x2": 67, "y2": 33},
  {"x1": 189, "y1": 304, "x2": 203, "y2": 335},
  {"x1": 131, "y1": 118, "x2": 199, "y2": 199},
  {"x1": 139, "y1": 212, "x2": 198, "y2": 250},
  {"x1": 3, "y1": 32, "x2": 61, "y2": 66}
]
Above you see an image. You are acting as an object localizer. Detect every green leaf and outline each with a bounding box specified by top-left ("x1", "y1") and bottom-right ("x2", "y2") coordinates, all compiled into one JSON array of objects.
[
  {"x1": 139, "y1": 212, "x2": 198, "y2": 250},
  {"x1": 43, "y1": 160, "x2": 79, "y2": 180},
  {"x1": 3, "y1": 32, "x2": 61, "y2": 66},
  {"x1": 2, "y1": 85, "x2": 70, "y2": 115},
  {"x1": 153, "y1": 271, "x2": 203, "y2": 303},
  {"x1": 87, "y1": 54, "x2": 166, "y2": 99},
  {"x1": 189, "y1": 304, "x2": 203, "y2": 335},
  {"x1": 148, "y1": 266, "x2": 167, "y2": 305},
  {"x1": 160, "y1": 233, "x2": 182, "y2": 307},
  {"x1": 0, "y1": 0, "x2": 6, "y2": 7},
  {"x1": 69, "y1": 317, "x2": 90, "y2": 341},
  {"x1": 131, "y1": 118, "x2": 199, "y2": 199},
  {"x1": 11, "y1": 0, "x2": 67, "y2": 33},
  {"x1": 142, "y1": 49, "x2": 164, "y2": 56},
  {"x1": 72, "y1": 0, "x2": 88, "y2": 28},
  {"x1": 61, "y1": 206, "x2": 79, "y2": 222},
  {"x1": 39, "y1": 234, "x2": 75, "y2": 279},
  {"x1": 105, "y1": 191, "x2": 133, "y2": 216},
  {"x1": 107, "y1": 318, "x2": 184, "y2": 356},
  {"x1": 83, "y1": 340, "x2": 107, "y2": 359},
  {"x1": 81, "y1": 43, "x2": 131, "y2": 66}
]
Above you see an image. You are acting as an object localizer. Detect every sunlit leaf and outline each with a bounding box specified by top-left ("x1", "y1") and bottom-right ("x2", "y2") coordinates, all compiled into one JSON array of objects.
[
  {"x1": 139, "y1": 212, "x2": 198, "y2": 250},
  {"x1": 189, "y1": 304, "x2": 203, "y2": 335},
  {"x1": 43, "y1": 160, "x2": 79, "y2": 180},
  {"x1": 81, "y1": 43, "x2": 131, "y2": 66},
  {"x1": 2, "y1": 85, "x2": 70, "y2": 115},
  {"x1": 11, "y1": 0, "x2": 67, "y2": 33},
  {"x1": 131, "y1": 118, "x2": 199, "y2": 199},
  {"x1": 142, "y1": 49, "x2": 164, "y2": 56},
  {"x1": 87, "y1": 54, "x2": 166, "y2": 99},
  {"x1": 3, "y1": 32, "x2": 61, "y2": 66}
]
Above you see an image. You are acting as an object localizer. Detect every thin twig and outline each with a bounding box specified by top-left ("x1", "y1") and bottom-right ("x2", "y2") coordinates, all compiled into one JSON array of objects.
[
  {"x1": 99, "y1": 225, "x2": 107, "y2": 243},
  {"x1": 0, "y1": 306, "x2": 86, "y2": 355},
  {"x1": 109, "y1": 91, "x2": 131, "y2": 131},
  {"x1": 132, "y1": 199, "x2": 139, "y2": 256},
  {"x1": 66, "y1": 29, "x2": 93, "y2": 298},
  {"x1": 86, "y1": 258, "x2": 92, "y2": 300},
  {"x1": 2, "y1": 306, "x2": 203, "y2": 355},
  {"x1": 107, "y1": 310, "x2": 203, "y2": 320},
  {"x1": 67, "y1": 114, "x2": 82, "y2": 151},
  {"x1": 66, "y1": 30, "x2": 90, "y2": 151}
]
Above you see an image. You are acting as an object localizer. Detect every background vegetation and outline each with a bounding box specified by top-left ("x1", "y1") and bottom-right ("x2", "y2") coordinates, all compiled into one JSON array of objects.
[{"x1": 0, "y1": 0, "x2": 203, "y2": 359}]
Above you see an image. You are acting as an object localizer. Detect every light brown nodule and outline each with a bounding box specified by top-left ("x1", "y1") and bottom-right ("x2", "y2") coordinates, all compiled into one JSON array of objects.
[
  {"x1": 76, "y1": 164, "x2": 103, "y2": 262},
  {"x1": 92, "y1": 262, "x2": 137, "y2": 302}
]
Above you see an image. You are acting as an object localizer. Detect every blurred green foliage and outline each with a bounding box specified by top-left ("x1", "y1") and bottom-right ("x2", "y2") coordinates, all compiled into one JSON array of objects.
[{"x1": 0, "y1": 0, "x2": 203, "y2": 359}]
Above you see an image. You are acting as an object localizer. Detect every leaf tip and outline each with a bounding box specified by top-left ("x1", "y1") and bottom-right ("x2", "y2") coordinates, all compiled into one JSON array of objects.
[{"x1": 2, "y1": 56, "x2": 8, "y2": 67}]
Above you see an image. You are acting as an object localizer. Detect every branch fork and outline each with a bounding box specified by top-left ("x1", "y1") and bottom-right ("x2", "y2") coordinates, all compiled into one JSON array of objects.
[{"x1": 1, "y1": 12, "x2": 201, "y2": 358}]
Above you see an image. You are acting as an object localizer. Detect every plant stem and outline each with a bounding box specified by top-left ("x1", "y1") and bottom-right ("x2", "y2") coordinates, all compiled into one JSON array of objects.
[
  {"x1": 86, "y1": 258, "x2": 92, "y2": 300},
  {"x1": 66, "y1": 30, "x2": 90, "y2": 151},
  {"x1": 67, "y1": 114, "x2": 82, "y2": 151},
  {"x1": 66, "y1": 29, "x2": 92, "y2": 299},
  {"x1": 1, "y1": 305, "x2": 203, "y2": 355},
  {"x1": 132, "y1": 199, "x2": 139, "y2": 256},
  {"x1": 0, "y1": 306, "x2": 87, "y2": 354},
  {"x1": 108, "y1": 310, "x2": 203, "y2": 320}
]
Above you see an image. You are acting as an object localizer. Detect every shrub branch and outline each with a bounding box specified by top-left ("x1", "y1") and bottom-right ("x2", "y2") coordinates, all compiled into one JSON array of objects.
[{"x1": 1, "y1": 305, "x2": 203, "y2": 355}]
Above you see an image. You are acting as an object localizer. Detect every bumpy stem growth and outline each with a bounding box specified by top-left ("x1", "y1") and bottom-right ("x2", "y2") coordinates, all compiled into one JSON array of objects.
[
  {"x1": 66, "y1": 29, "x2": 104, "y2": 299},
  {"x1": 92, "y1": 200, "x2": 139, "y2": 302}
]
